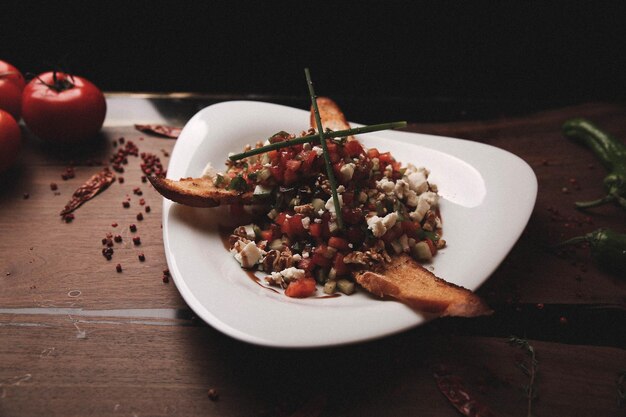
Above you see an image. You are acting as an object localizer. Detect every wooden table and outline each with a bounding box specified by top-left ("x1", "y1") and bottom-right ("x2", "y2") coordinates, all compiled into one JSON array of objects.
[{"x1": 1, "y1": 96, "x2": 624, "y2": 417}]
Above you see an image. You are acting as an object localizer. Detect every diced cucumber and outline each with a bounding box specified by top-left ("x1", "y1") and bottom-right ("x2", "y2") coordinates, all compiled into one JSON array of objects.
[
  {"x1": 412, "y1": 241, "x2": 433, "y2": 261},
  {"x1": 269, "y1": 239, "x2": 283, "y2": 251},
  {"x1": 323, "y1": 280, "x2": 337, "y2": 294},
  {"x1": 311, "y1": 198, "x2": 325, "y2": 213},
  {"x1": 337, "y1": 279, "x2": 355, "y2": 295},
  {"x1": 256, "y1": 167, "x2": 271, "y2": 182},
  {"x1": 315, "y1": 268, "x2": 328, "y2": 284}
]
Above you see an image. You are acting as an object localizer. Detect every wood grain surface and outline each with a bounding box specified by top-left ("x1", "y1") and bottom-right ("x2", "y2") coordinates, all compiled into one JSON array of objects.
[{"x1": 1, "y1": 101, "x2": 625, "y2": 416}]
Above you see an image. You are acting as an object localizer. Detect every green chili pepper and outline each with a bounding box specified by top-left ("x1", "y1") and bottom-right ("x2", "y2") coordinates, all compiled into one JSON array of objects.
[
  {"x1": 562, "y1": 118, "x2": 626, "y2": 209},
  {"x1": 557, "y1": 228, "x2": 626, "y2": 276}
]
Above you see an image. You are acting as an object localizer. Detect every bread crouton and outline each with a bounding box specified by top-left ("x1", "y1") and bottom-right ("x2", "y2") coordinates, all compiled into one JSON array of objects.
[
  {"x1": 311, "y1": 97, "x2": 354, "y2": 140},
  {"x1": 148, "y1": 176, "x2": 256, "y2": 207},
  {"x1": 354, "y1": 254, "x2": 492, "y2": 317}
]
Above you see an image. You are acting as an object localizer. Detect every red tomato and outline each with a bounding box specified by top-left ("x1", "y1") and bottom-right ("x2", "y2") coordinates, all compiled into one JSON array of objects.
[
  {"x1": 332, "y1": 253, "x2": 349, "y2": 275},
  {"x1": 328, "y1": 236, "x2": 350, "y2": 252},
  {"x1": 22, "y1": 72, "x2": 106, "y2": 144},
  {"x1": 0, "y1": 60, "x2": 25, "y2": 120},
  {"x1": 344, "y1": 140, "x2": 364, "y2": 157},
  {"x1": 284, "y1": 277, "x2": 316, "y2": 298},
  {"x1": 0, "y1": 110, "x2": 21, "y2": 173}
]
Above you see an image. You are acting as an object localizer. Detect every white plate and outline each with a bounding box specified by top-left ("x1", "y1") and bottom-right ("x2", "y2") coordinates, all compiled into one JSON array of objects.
[{"x1": 162, "y1": 101, "x2": 537, "y2": 348}]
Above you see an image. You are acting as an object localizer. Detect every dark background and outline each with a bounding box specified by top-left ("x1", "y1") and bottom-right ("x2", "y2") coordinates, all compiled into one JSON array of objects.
[{"x1": 2, "y1": 1, "x2": 626, "y2": 122}]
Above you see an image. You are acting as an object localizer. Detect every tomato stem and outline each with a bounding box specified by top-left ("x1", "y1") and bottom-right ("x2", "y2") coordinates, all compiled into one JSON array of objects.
[{"x1": 36, "y1": 70, "x2": 75, "y2": 93}]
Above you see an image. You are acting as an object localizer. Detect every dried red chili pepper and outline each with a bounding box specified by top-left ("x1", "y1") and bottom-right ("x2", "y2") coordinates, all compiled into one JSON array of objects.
[
  {"x1": 134, "y1": 124, "x2": 182, "y2": 139},
  {"x1": 60, "y1": 168, "x2": 115, "y2": 216},
  {"x1": 433, "y1": 365, "x2": 496, "y2": 417}
]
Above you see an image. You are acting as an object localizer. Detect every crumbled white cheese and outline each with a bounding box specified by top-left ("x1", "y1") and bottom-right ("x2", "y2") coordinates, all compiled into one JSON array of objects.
[
  {"x1": 313, "y1": 218, "x2": 322, "y2": 224},
  {"x1": 406, "y1": 171, "x2": 429, "y2": 194},
  {"x1": 405, "y1": 190, "x2": 419, "y2": 207},
  {"x1": 270, "y1": 267, "x2": 305, "y2": 284},
  {"x1": 301, "y1": 217, "x2": 311, "y2": 230},
  {"x1": 376, "y1": 178, "x2": 395, "y2": 194},
  {"x1": 312, "y1": 146, "x2": 324, "y2": 156},
  {"x1": 410, "y1": 198, "x2": 430, "y2": 222},
  {"x1": 382, "y1": 212, "x2": 398, "y2": 229},
  {"x1": 336, "y1": 185, "x2": 346, "y2": 193},
  {"x1": 393, "y1": 179, "x2": 410, "y2": 199},
  {"x1": 367, "y1": 215, "x2": 387, "y2": 237},
  {"x1": 234, "y1": 241, "x2": 264, "y2": 268},
  {"x1": 242, "y1": 224, "x2": 256, "y2": 240},
  {"x1": 325, "y1": 195, "x2": 343, "y2": 213},
  {"x1": 371, "y1": 157, "x2": 380, "y2": 171},
  {"x1": 419, "y1": 191, "x2": 439, "y2": 207},
  {"x1": 292, "y1": 254, "x2": 302, "y2": 262},
  {"x1": 328, "y1": 220, "x2": 338, "y2": 233},
  {"x1": 340, "y1": 163, "x2": 355, "y2": 182}
]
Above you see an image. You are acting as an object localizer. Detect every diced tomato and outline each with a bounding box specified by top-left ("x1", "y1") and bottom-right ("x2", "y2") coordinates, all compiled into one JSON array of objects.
[
  {"x1": 326, "y1": 141, "x2": 337, "y2": 154},
  {"x1": 401, "y1": 220, "x2": 421, "y2": 240},
  {"x1": 353, "y1": 159, "x2": 373, "y2": 180},
  {"x1": 333, "y1": 161, "x2": 344, "y2": 178},
  {"x1": 328, "y1": 236, "x2": 350, "y2": 252},
  {"x1": 270, "y1": 164, "x2": 284, "y2": 182},
  {"x1": 344, "y1": 140, "x2": 364, "y2": 157},
  {"x1": 346, "y1": 226, "x2": 365, "y2": 245},
  {"x1": 309, "y1": 222, "x2": 323, "y2": 238},
  {"x1": 284, "y1": 168, "x2": 299, "y2": 185},
  {"x1": 286, "y1": 159, "x2": 302, "y2": 171},
  {"x1": 298, "y1": 257, "x2": 314, "y2": 271},
  {"x1": 275, "y1": 212, "x2": 289, "y2": 228},
  {"x1": 260, "y1": 230, "x2": 273, "y2": 241},
  {"x1": 342, "y1": 206, "x2": 364, "y2": 225},
  {"x1": 280, "y1": 214, "x2": 306, "y2": 238},
  {"x1": 424, "y1": 238, "x2": 437, "y2": 256},
  {"x1": 367, "y1": 148, "x2": 380, "y2": 159},
  {"x1": 333, "y1": 253, "x2": 350, "y2": 275},
  {"x1": 302, "y1": 151, "x2": 318, "y2": 173},
  {"x1": 342, "y1": 191, "x2": 354, "y2": 205},
  {"x1": 381, "y1": 223, "x2": 403, "y2": 243},
  {"x1": 268, "y1": 150, "x2": 279, "y2": 162},
  {"x1": 285, "y1": 277, "x2": 317, "y2": 298},
  {"x1": 286, "y1": 214, "x2": 306, "y2": 238},
  {"x1": 311, "y1": 252, "x2": 332, "y2": 267},
  {"x1": 378, "y1": 152, "x2": 394, "y2": 164}
]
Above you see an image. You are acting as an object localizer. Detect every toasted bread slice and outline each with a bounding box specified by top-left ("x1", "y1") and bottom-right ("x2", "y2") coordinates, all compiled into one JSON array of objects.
[
  {"x1": 148, "y1": 175, "x2": 256, "y2": 207},
  {"x1": 311, "y1": 97, "x2": 354, "y2": 140},
  {"x1": 354, "y1": 254, "x2": 492, "y2": 317}
]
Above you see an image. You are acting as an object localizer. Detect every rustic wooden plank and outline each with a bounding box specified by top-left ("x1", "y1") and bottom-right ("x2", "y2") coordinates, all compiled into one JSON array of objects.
[
  {"x1": 0, "y1": 313, "x2": 623, "y2": 417},
  {"x1": 0, "y1": 128, "x2": 185, "y2": 309}
]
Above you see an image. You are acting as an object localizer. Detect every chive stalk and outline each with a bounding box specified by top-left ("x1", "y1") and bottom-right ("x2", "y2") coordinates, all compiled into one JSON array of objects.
[
  {"x1": 305, "y1": 68, "x2": 344, "y2": 230},
  {"x1": 228, "y1": 121, "x2": 406, "y2": 162}
]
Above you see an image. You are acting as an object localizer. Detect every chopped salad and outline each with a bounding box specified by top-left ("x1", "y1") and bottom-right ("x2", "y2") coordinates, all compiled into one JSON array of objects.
[{"x1": 216, "y1": 130, "x2": 445, "y2": 298}]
